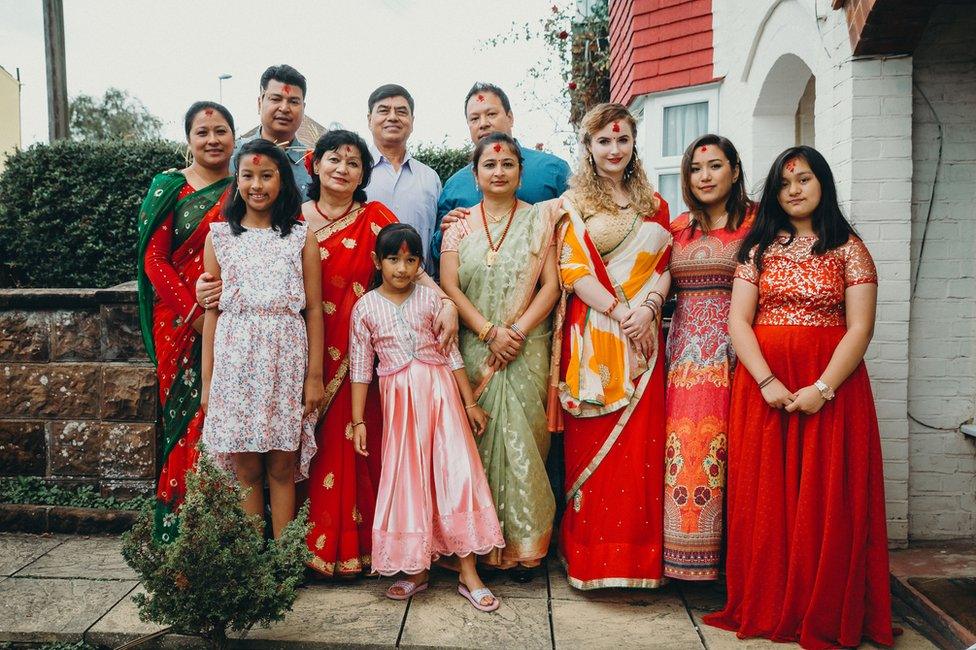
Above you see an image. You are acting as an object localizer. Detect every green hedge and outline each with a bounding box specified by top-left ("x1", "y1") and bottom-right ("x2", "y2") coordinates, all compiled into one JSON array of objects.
[
  {"x1": 0, "y1": 140, "x2": 470, "y2": 289},
  {"x1": 0, "y1": 140, "x2": 184, "y2": 288},
  {"x1": 412, "y1": 142, "x2": 471, "y2": 185}
]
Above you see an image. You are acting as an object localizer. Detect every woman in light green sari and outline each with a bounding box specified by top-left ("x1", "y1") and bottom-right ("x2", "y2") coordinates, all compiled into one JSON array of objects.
[{"x1": 440, "y1": 133, "x2": 561, "y2": 576}]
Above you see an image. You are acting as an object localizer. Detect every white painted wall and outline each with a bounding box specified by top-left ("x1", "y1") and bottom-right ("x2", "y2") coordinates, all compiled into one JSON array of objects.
[{"x1": 907, "y1": 3, "x2": 976, "y2": 540}]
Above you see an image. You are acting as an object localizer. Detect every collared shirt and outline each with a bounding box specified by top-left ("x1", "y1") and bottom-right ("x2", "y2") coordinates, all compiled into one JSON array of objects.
[
  {"x1": 429, "y1": 141, "x2": 571, "y2": 270},
  {"x1": 364, "y1": 144, "x2": 442, "y2": 264},
  {"x1": 349, "y1": 284, "x2": 464, "y2": 383},
  {"x1": 231, "y1": 131, "x2": 313, "y2": 197}
]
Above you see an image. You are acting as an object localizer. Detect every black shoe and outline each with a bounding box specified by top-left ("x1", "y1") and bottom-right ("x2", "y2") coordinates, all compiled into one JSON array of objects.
[{"x1": 511, "y1": 567, "x2": 535, "y2": 583}]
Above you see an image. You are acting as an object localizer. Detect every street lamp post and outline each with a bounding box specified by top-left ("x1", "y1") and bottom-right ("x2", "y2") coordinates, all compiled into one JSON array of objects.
[{"x1": 218, "y1": 73, "x2": 232, "y2": 103}]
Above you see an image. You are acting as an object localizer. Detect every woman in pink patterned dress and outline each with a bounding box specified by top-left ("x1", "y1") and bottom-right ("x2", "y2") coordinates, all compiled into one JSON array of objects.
[
  {"x1": 201, "y1": 139, "x2": 324, "y2": 539},
  {"x1": 349, "y1": 223, "x2": 504, "y2": 611},
  {"x1": 663, "y1": 134, "x2": 754, "y2": 580}
]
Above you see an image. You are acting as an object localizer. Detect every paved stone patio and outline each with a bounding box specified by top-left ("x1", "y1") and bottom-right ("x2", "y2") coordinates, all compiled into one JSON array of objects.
[{"x1": 0, "y1": 532, "x2": 939, "y2": 648}]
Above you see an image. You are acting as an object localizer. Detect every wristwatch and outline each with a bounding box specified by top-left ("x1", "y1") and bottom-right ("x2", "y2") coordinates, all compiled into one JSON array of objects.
[{"x1": 814, "y1": 379, "x2": 835, "y2": 401}]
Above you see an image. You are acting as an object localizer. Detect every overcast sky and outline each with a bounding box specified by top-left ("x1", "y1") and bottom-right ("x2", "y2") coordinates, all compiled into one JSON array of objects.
[{"x1": 1, "y1": 0, "x2": 578, "y2": 158}]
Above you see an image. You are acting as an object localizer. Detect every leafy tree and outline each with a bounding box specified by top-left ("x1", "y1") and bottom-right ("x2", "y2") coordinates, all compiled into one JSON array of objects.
[
  {"x1": 121, "y1": 451, "x2": 311, "y2": 649},
  {"x1": 411, "y1": 141, "x2": 472, "y2": 184},
  {"x1": 69, "y1": 87, "x2": 163, "y2": 141}
]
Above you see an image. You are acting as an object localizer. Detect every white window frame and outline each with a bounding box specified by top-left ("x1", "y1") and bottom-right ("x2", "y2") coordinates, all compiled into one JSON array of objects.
[{"x1": 637, "y1": 82, "x2": 721, "y2": 216}]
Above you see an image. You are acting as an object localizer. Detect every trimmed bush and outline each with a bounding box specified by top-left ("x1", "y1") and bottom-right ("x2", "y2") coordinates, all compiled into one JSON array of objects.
[
  {"x1": 0, "y1": 139, "x2": 184, "y2": 288},
  {"x1": 411, "y1": 142, "x2": 471, "y2": 185}
]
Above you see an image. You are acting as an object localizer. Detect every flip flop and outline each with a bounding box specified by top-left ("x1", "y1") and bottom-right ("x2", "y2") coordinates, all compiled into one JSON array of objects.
[
  {"x1": 457, "y1": 583, "x2": 500, "y2": 612},
  {"x1": 385, "y1": 579, "x2": 428, "y2": 601}
]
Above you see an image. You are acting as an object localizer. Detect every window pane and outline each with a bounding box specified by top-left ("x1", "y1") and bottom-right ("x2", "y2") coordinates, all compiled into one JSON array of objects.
[
  {"x1": 662, "y1": 102, "x2": 708, "y2": 157},
  {"x1": 658, "y1": 173, "x2": 685, "y2": 218}
]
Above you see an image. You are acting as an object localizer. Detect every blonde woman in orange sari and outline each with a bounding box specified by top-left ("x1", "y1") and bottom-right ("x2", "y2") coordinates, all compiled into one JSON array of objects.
[{"x1": 555, "y1": 103, "x2": 672, "y2": 589}]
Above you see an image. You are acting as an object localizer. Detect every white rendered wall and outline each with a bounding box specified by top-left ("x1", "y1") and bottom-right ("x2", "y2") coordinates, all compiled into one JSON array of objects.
[
  {"x1": 907, "y1": 4, "x2": 976, "y2": 540},
  {"x1": 709, "y1": 0, "x2": 914, "y2": 543}
]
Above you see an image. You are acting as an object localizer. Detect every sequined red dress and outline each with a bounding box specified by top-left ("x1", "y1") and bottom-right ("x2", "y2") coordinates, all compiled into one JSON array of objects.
[{"x1": 703, "y1": 235, "x2": 893, "y2": 649}]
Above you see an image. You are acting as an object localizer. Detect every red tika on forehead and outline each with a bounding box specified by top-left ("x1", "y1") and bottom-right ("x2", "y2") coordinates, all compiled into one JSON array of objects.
[
  {"x1": 204, "y1": 108, "x2": 214, "y2": 116},
  {"x1": 282, "y1": 84, "x2": 291, "y2": 94},
  {"x1": 252, "y1": 154, "x2": 262, "y2": 165},
  {"x1": 611, "y1": 121, "x2": 620, "y2": 133},
  {"x1": 700, "y1": 145, "x2": 708, "y2": 152},
  {"x1": 785, "y1": 158, "x2": 798, "y2": 173},
  {"x1": 493, "y1": 143, "x2": 502, "y2": 153},
  {"x1": 476, "y1": 94, "x2": 485, "y2": 102},
  {"x1": 398, "y1": 241, "x2": 411, "y2": 254}
]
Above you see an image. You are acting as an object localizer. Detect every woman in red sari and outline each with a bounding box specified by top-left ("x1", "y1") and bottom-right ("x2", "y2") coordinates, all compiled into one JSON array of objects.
[
  {"x1": 301, "y1": 130, "x2": 458, "y2": 577},
  {"x1": 704, "y1": 146, "x2": 893, "y2": 648},
  {"x1": 137, "y1": 101, "x2": 234, "y2": 541},
  {"x1": 555, "y1": 104, "x2": 672, "y2": 589}
]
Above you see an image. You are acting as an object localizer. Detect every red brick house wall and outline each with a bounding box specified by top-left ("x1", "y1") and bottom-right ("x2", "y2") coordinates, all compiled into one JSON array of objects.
[{"x1": 609, "y1": 0, "x2": 715, "y2": 106}]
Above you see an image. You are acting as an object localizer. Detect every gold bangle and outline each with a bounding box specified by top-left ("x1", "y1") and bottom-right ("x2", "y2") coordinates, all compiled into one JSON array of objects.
[
  {"x1": 351, "y1": 421, "x2": 365, "y2": 427},
  {"x1": 477, "y1": 321, "x2": 494, "y2": 341},
  {"x1": 601, "y1": 297, "x2": 619, "y2": 316},
  {"x1": 464, "y1": 403, "x2": 478, "y2": 410}
]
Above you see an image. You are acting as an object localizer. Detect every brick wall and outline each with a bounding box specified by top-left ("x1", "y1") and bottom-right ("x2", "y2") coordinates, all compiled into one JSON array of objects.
[
  {"x1": 907, "y1": 3, "x2": 976, "y2": 539},
  {"x1": 0, "y1": 282, "x2": 156, "y2": 498},
  {"x1": 836, "y1": 0, "x2": 934, "y2": 56},
  {"x1": 610, "y1": 0, "x2": 715, "y2": 106}
]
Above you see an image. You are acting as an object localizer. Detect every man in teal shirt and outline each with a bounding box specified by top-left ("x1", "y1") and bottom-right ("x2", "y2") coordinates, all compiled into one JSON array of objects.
[{"x1": 429, "y1": 82, "x2": 570, "y2": 272}]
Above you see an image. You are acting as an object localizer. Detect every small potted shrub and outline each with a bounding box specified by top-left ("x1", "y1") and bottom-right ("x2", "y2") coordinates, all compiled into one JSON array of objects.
[{"x1": 121, "y1": 451, "x2": 311, "y2": 649}]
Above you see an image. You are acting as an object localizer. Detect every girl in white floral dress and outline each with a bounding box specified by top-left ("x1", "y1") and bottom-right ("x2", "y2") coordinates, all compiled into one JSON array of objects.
[{"x1": 201, "y1": 139, "x2": 325, "y2": 539}]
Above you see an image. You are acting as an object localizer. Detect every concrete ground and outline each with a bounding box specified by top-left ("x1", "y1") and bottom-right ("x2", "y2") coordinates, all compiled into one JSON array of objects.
[{"x1": 0, "y1": 532, "x2": 940, "y2": 649}]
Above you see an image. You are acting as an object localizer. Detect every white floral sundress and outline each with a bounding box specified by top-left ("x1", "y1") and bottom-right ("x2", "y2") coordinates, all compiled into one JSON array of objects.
[{"x1": 202, "y1": 221, "x2": 317, "y2": 480}]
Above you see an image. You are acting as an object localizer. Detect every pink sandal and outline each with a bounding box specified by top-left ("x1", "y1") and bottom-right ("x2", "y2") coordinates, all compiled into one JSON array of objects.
[
  {"x1": 385, "y1": 579, "x2": 428, "y2": 601},
  {"x1": 458, "y1": 583, "x2": 500, "y2": 612}
]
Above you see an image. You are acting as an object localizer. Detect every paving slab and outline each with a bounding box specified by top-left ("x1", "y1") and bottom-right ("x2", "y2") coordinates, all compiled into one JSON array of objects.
[
  {"x1": 241, "y1": 583, "x2": 407, "y2": 648},
  {"x1": 0, "y1": 532, "x2": 64, "y2": 575},
  {"x1": 425, "y1": 563, "x2": 550, "y2": 600},
  {"x1": 399, "y1": 590, "x2": 550, "y2": 649},
  {"x1": 0, "y1": 576, "x2": 136, "y2": 643},
  {"x1": 551, "y1": 593, "x2": 702, "y2": 649},
  {"x1": 86, "y1": 583, "x2": 170, "y2": 648},
  {"x1": 15, "y1": 535, "x2": 136, "y2": 579}
]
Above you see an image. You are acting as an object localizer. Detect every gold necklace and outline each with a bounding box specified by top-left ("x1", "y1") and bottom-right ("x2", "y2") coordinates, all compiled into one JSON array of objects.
[{"x1": 483, "y1": 201, "x2": 517, "y2": 224}]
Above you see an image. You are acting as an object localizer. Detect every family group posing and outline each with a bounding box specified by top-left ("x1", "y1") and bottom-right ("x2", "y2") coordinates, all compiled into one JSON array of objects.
[{"x1": 137, "y1": 64, "x2": 894, "y2": 648}]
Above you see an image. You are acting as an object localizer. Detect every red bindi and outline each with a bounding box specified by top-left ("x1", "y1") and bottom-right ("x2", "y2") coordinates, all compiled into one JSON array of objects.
[
  {"x1": 282, "y1": 84, "x2": 291, "y2": 94},
  {"x1": 477, "y1": 94, "x2": 485, "y2": 102},
  {"x1": 700, "y1": 145, "x2": 708, "y2": 152},
  {"x1": 611, "y1": 122, "x2": 620, "y2": 133},
  {"x1": 493, "y1": 143, "x2": 502, "y2": 153},
  {"x1": 785, "y1": 158, "x2": 798, "y2": 173},
  {"x1": 204, "y1": 108, "x2": 214, "y2": 116},
  {"x1": 252, "y1": 154, "x2": 262, "y2": 165},
  {"x1": 398, "y1": 241, "x2": 411, "y2": 255}
]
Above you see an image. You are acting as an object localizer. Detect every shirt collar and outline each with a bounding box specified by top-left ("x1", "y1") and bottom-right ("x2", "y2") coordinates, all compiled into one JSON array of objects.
[{"x1": 369, "y1": 142, "x2": 412, "y2": 169}]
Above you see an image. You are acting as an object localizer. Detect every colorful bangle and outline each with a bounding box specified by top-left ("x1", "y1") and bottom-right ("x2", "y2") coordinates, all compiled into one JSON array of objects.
[
  {"x1": 602, "y1": 297, "x2": 619, "y2": 317},
  {"x1": 757, "y1": 374, "x2": 776, "y2": 389}
]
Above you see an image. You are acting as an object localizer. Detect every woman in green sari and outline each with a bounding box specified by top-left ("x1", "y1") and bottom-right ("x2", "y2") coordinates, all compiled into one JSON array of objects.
[
  {"x1": 440, "y1": 132, "x2": 561, "y2": 577},
  {"x1": 137, "y1": 101, "x2": 235, "y2": 541}
]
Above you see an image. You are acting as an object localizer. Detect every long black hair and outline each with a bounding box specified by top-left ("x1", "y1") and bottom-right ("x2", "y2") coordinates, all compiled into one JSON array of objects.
[
  {"x1": 680, "y1": 133, "x2": 752, "y2": 235},
  {"x1": 372, "y1": 223, "x2": 424, "y2": 289},
  {"x1": 306, "y1": 130, "x2": 373, "y2": 203},
  {"x1": 738, "y1": 145, "x2": 858, "y2": 271},
  {"x1": 223, "y1": 139, "x2": 302, "y2": 237}
]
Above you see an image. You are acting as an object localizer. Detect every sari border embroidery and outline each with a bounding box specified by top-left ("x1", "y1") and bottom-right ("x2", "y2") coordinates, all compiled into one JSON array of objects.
[
  {"x1": 322, "y1": 357, "x2": 349, "y2": 413},
  {"x1": 314, "y1": 207, "x2": 365, "y2": 244}
]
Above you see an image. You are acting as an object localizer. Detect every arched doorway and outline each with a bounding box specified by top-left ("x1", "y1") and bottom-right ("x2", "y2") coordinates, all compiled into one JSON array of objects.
[{"x1": 752, "y1": 53, "x2": 816, "y2": 181}]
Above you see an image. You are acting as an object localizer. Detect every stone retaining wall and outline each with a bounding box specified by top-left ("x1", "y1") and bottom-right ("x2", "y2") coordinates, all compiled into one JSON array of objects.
[{"x1": 0, "y1": 281, "x2": 157, "y2": 498}]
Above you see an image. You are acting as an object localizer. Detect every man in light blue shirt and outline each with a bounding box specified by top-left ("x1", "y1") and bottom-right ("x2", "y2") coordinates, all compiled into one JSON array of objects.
[
  {"x1": 232, "y1": 64, "x2": 312, "y2": 195},
  {"x1": 429, "y1": 82, "x2": 571, "y2": 272},
  {"x1": 363, "y1": 84, "x2": 442, "y2": 265}
]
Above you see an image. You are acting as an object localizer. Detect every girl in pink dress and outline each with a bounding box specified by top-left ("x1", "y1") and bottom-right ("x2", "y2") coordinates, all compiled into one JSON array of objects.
[
  {"x1": 349, "y1": 223, "x2": 504, "y2": 611},
  {"x1": 201, "y1": 139, "x2": 325, "y2": 540}
]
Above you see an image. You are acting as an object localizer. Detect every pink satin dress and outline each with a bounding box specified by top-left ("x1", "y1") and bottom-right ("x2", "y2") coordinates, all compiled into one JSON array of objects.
[{"x1": 349, "y1": 285, "x2": 504, "y2": 575}]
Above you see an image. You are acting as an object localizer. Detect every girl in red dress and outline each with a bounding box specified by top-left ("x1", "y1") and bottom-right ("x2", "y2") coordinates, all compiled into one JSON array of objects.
[{"x1": 704, "y1": 146, "x2": 893, "y2": 649}]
